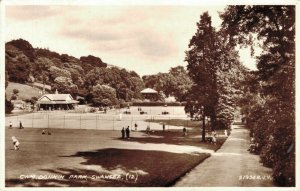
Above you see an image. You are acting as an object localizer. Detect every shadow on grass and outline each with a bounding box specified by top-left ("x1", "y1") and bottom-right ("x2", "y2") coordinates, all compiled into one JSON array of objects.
[
  {"x1": 119, "y1": 130, "x2": 227, "y2": 152},
  {"x1": 6, "y1": 148, "x2": 210, "y2": 187}
]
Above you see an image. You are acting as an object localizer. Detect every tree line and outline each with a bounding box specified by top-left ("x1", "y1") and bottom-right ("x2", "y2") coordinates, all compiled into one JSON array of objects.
[
  {"x1": 184, "y1": 6, "x2": 294, "y2": 186},
  {"x1": 5, "y1": 39, "x2": 192, "y2": 109}
]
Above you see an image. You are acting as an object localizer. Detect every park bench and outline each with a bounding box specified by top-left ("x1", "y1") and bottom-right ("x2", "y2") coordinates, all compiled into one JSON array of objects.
[
  {"x1": 162, "y1": 111, "x2": 169, "y2": 115},
  {"x1": 123, "y1": 111, "x2": 131, "y2": 114}
]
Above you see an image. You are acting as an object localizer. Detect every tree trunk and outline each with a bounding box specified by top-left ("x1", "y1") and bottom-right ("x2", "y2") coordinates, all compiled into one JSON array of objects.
[{"x1": 202, "y1": 114, "x2": 206, "y2": 142}]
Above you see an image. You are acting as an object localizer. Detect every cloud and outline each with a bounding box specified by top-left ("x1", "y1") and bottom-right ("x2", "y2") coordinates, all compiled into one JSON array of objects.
[
  {"x1": 6, "y1": 5, "x2": 230, "y2": 75},
  {"x1": 136, "y1": 31, "x2": 177, "y2": 59},
  {"x1": 58, "y1": 7, "x2": 179, "y2": 61},
  {"x1": 6, "y1": 6, "x2": 66, "y2": 21}
]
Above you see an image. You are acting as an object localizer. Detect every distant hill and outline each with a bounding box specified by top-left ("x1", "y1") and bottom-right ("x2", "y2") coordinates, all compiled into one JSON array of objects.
[
  {"x1": 6, "y1": 82, "x2": 44, "y2": 101},
  {"x1": 5, "y1": 38, "x2": 145, "y2": 103}
]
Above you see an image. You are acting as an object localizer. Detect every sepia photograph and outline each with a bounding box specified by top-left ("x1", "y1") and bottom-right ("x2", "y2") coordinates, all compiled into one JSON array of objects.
[{"x1": 1, "y1": 0, "x2": 297, "y2": 189}]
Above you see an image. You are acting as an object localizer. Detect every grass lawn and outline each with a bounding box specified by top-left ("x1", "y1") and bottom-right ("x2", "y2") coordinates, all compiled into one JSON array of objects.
[{"x1": 6, "y1": 128, "x2": 226, "y2": 187}]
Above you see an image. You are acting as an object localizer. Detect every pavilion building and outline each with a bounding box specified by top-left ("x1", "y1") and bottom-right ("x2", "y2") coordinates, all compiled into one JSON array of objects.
[
  {"x1": 36, "y1": 93, "x2": 79, "y2": 111},
  {"x1": 140, "y1": 88, "x2": 159, "y2": 101}
]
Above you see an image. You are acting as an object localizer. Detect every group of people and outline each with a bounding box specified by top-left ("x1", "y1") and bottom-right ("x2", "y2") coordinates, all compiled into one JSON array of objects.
[
  {"x1": 9, "y1": 121, "x2": 24, "y2": 129},
  {"x1": 121, "y1": 126, "x2": 131, "y2": 139}
]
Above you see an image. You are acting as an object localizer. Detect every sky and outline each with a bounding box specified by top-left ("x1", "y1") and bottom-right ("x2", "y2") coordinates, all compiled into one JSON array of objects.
[{"x1": 5, "y1": 5, "x2": 259, "y2": 76}]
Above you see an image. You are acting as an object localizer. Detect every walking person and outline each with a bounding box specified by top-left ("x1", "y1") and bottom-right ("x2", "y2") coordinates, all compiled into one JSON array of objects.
[
  {"x1": 134, "y1": 123, "x2": 138, "y2": 131},
  {"x1": 212, "y1": 130, "x2": 217, "y2": 145},
  {"x1": 224, "y1": 129, "x2": 228, "y2": 137},
  {"x1": 183, "y1": 127, "x2": 187, "y2": 136},
  {"x1": 146, "y1": 125, "x2": 150, "y2": 135},
  {"x1": 19, "y1": 121, "x2": 23, "y2": 129},
  {"x1": 126, "y1": 126, "x2": 130, "y2": 139},
  {"x1": 121, "y1": 127, "x2": 125, "y2": 139},
  {"x1": 162, "y1": 123, "x2": 165, "y2": 132}
]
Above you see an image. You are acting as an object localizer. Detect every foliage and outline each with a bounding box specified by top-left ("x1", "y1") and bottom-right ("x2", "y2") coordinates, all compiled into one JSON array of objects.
[
  {"x1": 5, "y1": 80, "x2": 14, "y2": 114},
  {"x1": 80, "y1": 55, "x2": 107, "y2": 71},
  {"x1": 221, "y1": 5, "x2": 295, "y2": 186},
  {"x1": 6, "y1": 38, "x2": 36, "y2": 61},
  {"x1": 12, "y1": 89, "x2": 19, "y2": 95},
  {"x1": 91, "y1": 84, "x2": 118, "y2": 106},
  {"x1": 5, "y1": 96, "x2": 14, "y2": 114},
  {"x1": 185, "y1": 12, "x2": 219, "y2": 132},
  {"x1": 52, "y1": 77, "x2": 78, "y2": 97},
  {"x1": 142, "y1": 66, "x2": 192, "y2": 102},
  {"x1": 85, "y1": 67, "x2": 144, "y2": 101},
  {"x1": 5, "y1": 44, "x2": 31, "y2": 83},
  {"x1": 184, "y1": 12, "x2": 243, "y2": 141},
  {"x1": 5, "y1": 39, "x2": 145, "y2": 106}
]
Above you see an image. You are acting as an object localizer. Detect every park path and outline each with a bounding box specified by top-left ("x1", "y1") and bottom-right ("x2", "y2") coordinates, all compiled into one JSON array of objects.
[{"x1": 175, "y1": 125, "x2": 275, "y2": 187}]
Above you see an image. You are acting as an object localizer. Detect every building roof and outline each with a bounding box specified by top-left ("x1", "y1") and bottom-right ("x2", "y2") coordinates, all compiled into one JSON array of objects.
[
  {"x1": 140, "y1": 88, "x2": 158, "y2": 94},
  {"x1": 37, "y1": 94, "x2": 79, "y2": 104}
]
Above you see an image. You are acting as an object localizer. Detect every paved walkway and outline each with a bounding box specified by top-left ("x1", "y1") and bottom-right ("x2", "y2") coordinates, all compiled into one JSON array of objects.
[{"x1": 175, "y1": 125, "x2": 275, "y2": 187}]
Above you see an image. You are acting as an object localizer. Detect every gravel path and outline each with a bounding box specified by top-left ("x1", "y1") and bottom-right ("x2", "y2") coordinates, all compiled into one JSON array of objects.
[{"x1": 175, "y1": 125, "x2": 275, "y2": 187}]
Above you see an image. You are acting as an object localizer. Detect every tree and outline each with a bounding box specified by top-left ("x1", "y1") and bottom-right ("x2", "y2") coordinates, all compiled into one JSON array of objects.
[
  {"x1": 5, "y1": 44, "x2": 31, "y2": 83},
  {"x1": 30, "y1": 96, "x2": 38, "y2": 105},
  {"x1": 5, "y1": 71, "x2": 14, "y2": 114},
  {"x1": 91, "y1": 84, "x2": 118, "y2": 107},
  {"x1": 5, "y1": 96, "x2": 14, "y2": 114},
  {"x1": 185, "y1": 12, "x2": 219, "y2": 141},
  {"x1": 142, "y1": 66, "x2": 192, "y2": 102},
  {"x1": 221, "y1": 5, "x2": 295, "y2": 186},
  {"x1": 85, "y1": 67, "x2": 145, "y2": 102},
  {"x1": 13, "y1": 89, "x2": 19, "y2": 95},
  {"x1": 5, "y1": 71, "x2": 9, "y2": 88},
  {"x1": 52, "y1": 76, "x2": 78, "y2": 97}
]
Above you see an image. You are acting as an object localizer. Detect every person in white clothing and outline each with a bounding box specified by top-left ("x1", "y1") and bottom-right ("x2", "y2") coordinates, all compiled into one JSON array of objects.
[{"x1": 12, "y1": 136, "x2": 20, "y2": 150}]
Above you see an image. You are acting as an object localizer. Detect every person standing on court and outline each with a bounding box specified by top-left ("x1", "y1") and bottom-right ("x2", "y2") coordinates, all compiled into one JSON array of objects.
[
  {"x1": 19, "y1": 121, "x2": 23, "y2": 129},
  {"x1": 126, "y1": 126, "x2": 130, "y2": 139},
  {"x1": 121, "y1": 127, "x2": 125, "y2": 139},
  {"x1": 134, "y1": 123, "x2": 138, "y2": 131},
  {"x1": 183, "y1": 127, "x2": 187, "y2": 136},
  {"x1": 9, "y1": 121, "x2": 13, "y2": 128}
]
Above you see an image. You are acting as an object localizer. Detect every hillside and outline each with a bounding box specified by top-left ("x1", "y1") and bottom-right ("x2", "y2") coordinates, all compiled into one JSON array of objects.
[
  {"x1": 6, "y1": 82, "x2": 44, "y2": 101},
  {"x1": 5, "y1": 38, "x2": 146, "y2": 105},
  {"x1": 5, "y1": 38, "x2": 192, "y2": 105}
]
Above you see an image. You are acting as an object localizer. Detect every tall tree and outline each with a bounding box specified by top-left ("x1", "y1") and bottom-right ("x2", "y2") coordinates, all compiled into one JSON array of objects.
[
  {"x1": 221, "y1": 5, "x2": 295, "y2": 186},
  {"x1": 185, "y1": 12, "x2": 219, "y2": 141}
]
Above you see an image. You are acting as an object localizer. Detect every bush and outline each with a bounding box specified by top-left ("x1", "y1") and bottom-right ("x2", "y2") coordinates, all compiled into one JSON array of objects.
[
  {"x1": 120, "y1": 101, "x2": 132, "y2": 108},
  {"x1": 245, "y1": 100, "x2": 295, "y2": 186},
  {"x1": 5, "y1": 98, "x2": 14, "y2": 114}
]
